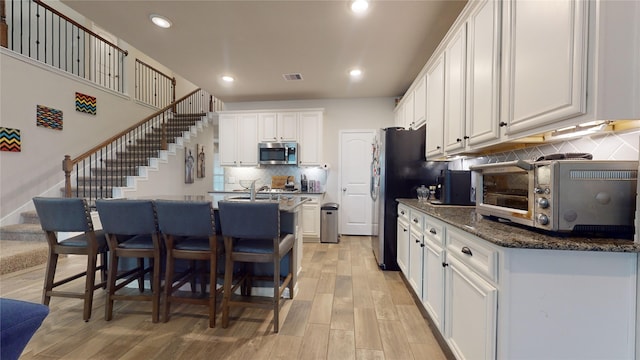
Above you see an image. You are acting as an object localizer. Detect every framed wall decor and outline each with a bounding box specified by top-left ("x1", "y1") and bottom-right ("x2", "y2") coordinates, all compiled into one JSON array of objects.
[
  {"x1": 0, "y1": 127, "x2": 21, "y2": 152},
  {"x1": 185, "y1": 147, "x2": 195, "y2": 184},
  {"x1": 36, "y1": 105, "x2": 63, "y2": 130},
  {"x1": 75, "y1": 92, "x2": 97, "y2": 115}
]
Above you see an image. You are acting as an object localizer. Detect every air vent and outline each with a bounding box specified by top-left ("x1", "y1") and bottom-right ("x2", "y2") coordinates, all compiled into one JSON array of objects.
[{"x1": 283, "y1": 73, "x2": 303, "y2": 81}]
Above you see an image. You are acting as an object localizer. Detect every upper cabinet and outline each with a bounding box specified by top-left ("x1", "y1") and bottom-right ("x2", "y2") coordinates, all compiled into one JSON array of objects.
[
  {"x1": 258, "y1": 112, "x2": 298, "y2": 142},
  {"x1": 465, "y1": 0, "x2": 502, "y2": 148},
  {"x1": 443, "y1": 25, "x2": 467, "y2": 153},
  {"x1": 219, "y1": 113, "x2": 259, "y2": 167},
  {"x1": 298, "y1": 111, "x2": 324, "y2": 166},
  {"x1": 426, "y1": 54, "x2": 446, "y2": 158},
  {"x1": 413, "y1": 76, "x2": 427, "y2": 129},
  {"x1": 501, "y1": 0, "x2": 588, "y2": 135}
]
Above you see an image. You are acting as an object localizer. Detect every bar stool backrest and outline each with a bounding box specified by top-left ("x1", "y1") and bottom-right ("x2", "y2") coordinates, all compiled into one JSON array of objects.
[
  {"x1": 217, "y1": 201, "x2": 279, "y2": 239},
  {"x1": 95, "y1": 199, "x2": 157, "y2": 235},
  {"x1": 33, "y1": 197, "x2": 93, "y2": 232},
  {"x1": 155, "y1": 200, "x2": 215, "y2": 237}
]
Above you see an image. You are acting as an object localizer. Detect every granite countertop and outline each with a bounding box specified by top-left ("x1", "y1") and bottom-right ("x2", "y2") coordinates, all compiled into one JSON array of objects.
[
  {"x1": 397, "y1": 199, "x2": 640, "y2": 253},
  {"x1": 134, "y1": 194, "x2": 309, "y2": 212}
]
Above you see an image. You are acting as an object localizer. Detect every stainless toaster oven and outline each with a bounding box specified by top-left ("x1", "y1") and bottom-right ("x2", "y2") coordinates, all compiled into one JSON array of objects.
[{"x1": 470, "y1": 159, "x2": 638, "y2": 233}]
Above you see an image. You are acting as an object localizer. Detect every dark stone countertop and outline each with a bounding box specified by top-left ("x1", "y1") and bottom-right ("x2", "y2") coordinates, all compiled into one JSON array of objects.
[{"x1": 397, "y1": 199, "x2": 640, "y2": 253}]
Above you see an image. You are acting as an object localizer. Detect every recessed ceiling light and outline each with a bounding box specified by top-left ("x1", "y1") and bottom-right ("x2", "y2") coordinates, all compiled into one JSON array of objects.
[
  {"x1": 150, "y1": 14, "x2": 172, "y2": 28},
  {"x1": 222, "y1": 75, "x2": 235, "y2": 83},
  {"x1": 349, "y1": 68, "x2": 363, "y2": 77},
  {"x1": 351, "y1": 0, "x2": 369, "y2": 14}
]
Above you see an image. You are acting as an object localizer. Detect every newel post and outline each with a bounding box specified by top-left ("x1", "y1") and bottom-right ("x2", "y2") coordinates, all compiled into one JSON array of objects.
[
  {"x1": 1, "y1": 0, "x2": 8, "y2": 48},
  {"x1": 62, "y1": 155, "x2": 72, "y2": 198}
]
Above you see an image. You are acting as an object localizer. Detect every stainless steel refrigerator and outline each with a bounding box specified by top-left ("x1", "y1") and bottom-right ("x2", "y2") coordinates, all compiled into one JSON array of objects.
[{"x1": 370, "y1": 126, "x2": 447, "y2": 270}]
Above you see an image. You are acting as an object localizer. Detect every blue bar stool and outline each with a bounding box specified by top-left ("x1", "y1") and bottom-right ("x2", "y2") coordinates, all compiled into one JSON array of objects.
[
  {"x1": 95, "y1": 199, "x2": 162, "y2": 323},
  {"x1": 32, "y1": 197, "x2": 108, "y2": 322},
  {"x1": 155, "y1": 200, "x2": 222, "y2": 328},
  {"x1": 217, "y1": 201, "x2": 294, "y2": 333}
]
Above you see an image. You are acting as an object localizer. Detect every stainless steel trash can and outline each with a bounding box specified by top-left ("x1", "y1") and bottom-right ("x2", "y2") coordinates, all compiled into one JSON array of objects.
[{"x1": 320, "y1": 203, "x2": 339, "y2": 243}]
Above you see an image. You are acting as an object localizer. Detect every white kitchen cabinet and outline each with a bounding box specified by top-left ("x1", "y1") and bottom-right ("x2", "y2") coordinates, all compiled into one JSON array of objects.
[
  {"x1": 425, "y1": 54, "x2": 445, "y2": 159},
  {"x1": 258, "y1": 112, "x2": 298, "y2": 142},
  {"x1": 421, "y1": 215, "x2": 445, "y2": 332},
  {"x1": 404, "y1": 91, "x2": 415, "y2": 129},
  {"x1": 413, "y1": 75, "x2": 426, "y2": 129},
  {"x1": 219, "y1": 113, "x2": 258, "y2": 166},
  {"x1": 443, "y1": 24, "x2": 467, "y2": 153},
  {"x1": 408, "y1": 211, "x2": 424, "y2": 298},
  {"x1": 394, "y1": 102, "x2": 405, "y2": 129},
  {"x1": 465, "y1": 0, "x2": 501, "y2": 148},
  {"x1": 396, "y1": 204, "x2": 410, "y2": 276},
  {"x1": 445, "y1": 255, "x2": 497, "y2": 360},
  {"x1": 302, "y1": 195, "x2": 322, "y2": 240},
  {"x1": 501, "y1": 0, "x2": 588, "y2": 135},
  {"x1": 298, "y1": 111, "x2": 323, "y2": 166}
]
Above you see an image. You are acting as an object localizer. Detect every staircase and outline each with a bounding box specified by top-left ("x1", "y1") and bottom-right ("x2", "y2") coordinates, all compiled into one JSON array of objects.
[
  {"x1": 0, "y1": 113, "x2": 209, "y2": 275},
  {"x1": 69, "y1": 113, "x2": 205, "y2": 201}
]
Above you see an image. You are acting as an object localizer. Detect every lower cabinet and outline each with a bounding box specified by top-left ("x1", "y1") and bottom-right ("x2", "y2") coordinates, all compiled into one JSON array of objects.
[
  {"x1": 445, "y1": 255, "x2": 497, "y2": 360},
  {"x1": 396, "y1": 204, "x2": 410, "y2": 275},
  {"x1": 398, "y1": 202, "x2": 638, "y2": 360},
  {"x1": 302, "y1": 195, "x2": 321, "y2": 240}
]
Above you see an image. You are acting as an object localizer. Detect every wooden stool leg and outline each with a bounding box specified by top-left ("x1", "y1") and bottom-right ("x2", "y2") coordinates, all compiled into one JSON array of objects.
[
  {"x1": 273, "y1": 256, "x2": 280, "y2": 333},
  {"x1": 208, "y1": 255, "x2": 217, "y2": 328},
  {"x1": 83, "y1": 253, "x2": 98, "y2": 322},
  {"x1": 221, "y1": 238, "x2": 234, "y2": 329},
  {"x1": 42, "y1": 251, "x2": 58, "y2": 306},
  {"x1": 163, "y1": 249, "x2": 174, "y2": 323},
  {"x1": 105, "y1": 251, "x2": 119, "y2": 321},
  {"x1": 151, "y1": 254, "x2": 161, "y2": 323}
]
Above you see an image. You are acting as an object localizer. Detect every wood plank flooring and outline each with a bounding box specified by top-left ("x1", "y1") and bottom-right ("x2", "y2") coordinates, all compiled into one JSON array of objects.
[{"x1": 0, "y1": 236, "x2": 447, "y2": 360}]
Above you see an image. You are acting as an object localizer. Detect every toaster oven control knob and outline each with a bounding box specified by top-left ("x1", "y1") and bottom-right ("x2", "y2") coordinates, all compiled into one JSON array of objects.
[
  {"x1": 537, "y1": 214, "x2": 549, "y2": 225},
  {"x1": 537, "y1": 198, "x2": 550, "y2": 208},
  {"x1": 534, "y1": 187, "x2": 544, "y2": 194}
]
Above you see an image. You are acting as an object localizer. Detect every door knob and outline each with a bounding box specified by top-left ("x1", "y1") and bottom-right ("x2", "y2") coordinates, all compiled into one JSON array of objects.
[{"x1": 342, "y1": 188, "x2": 347, "y2": 192}]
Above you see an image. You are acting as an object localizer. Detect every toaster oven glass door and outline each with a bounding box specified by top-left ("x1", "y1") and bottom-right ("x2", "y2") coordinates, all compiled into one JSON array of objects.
[{"x1": 482, "y1": 172, "x2": 529, "y2": 211}]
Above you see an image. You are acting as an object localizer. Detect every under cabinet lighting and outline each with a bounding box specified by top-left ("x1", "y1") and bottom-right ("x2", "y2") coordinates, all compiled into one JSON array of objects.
[
  {"x1": 545, "y1": 121, "x2": 611, "y2": 141},
  {"x1": 150, "y1": 15, "x2": 172, "y2": 29}
]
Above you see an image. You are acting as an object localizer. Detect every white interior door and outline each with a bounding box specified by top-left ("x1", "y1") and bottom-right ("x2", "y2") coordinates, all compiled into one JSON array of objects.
[{"x1": 339, "y1": 130, "x2": 375, "y2": 235}]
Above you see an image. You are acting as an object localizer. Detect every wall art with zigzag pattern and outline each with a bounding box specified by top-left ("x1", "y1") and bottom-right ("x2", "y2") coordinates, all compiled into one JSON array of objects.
[
  {"x1": 36, "y1": 105, "x2": 63, "y2": 130},
  {"x1": 75, "y1": 92, "x2": 96, "y2": 115},
  {"x1": 0, "y1": 127, "x2": 21, "y2": 152}
]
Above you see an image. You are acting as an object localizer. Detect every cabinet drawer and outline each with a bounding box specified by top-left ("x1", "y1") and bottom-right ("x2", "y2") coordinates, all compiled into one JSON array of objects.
[
  {"x1": 409, "y1": 211, "x2": 423, "y2": 230},
  {"x1": 398, "y1": 205, "x2": 410, "y2": 222},
  {"x1": 423, "y1": 215, "x2": 445, "y2": 246},
  {"x1": 446, "y1": 227, "x2": 498, "y2": 283}
]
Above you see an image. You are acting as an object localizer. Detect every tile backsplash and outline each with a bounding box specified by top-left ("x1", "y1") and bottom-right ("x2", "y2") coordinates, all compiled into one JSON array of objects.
[
  {"x1": 224, "y1": 165, "x2": 327, "y2": 192},
  {"x1": 452, "y1": 129, "x2": 640, "y2": 170}
]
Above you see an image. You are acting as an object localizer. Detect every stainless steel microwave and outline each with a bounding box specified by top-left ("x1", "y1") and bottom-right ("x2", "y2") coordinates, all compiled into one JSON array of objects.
[
  {"x1": 470, "y1": 159, "x2": 638, "y2": 234},
  {"x1": 258, "y1": 142, "x2": 298, "y2": 165}
]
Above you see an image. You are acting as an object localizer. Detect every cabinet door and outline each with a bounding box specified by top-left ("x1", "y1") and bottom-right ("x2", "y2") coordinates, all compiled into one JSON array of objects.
[
  {"x1": 298, "y1": 111, "x2": 323, "y2": 166},
  {"x1": 502, "y1": 0, "x2": 587, "y2": 134},
  {"x1": 219, "y1": 114, "x2": 238, "y2": 166},
  {"x1": 466, "y1": 0, "x2": 501, "y2": 147},
  {"x1": 443, "y1": 25, "x2": 467, "y2": 153},
  {"x1": 422, "y1": 239, "x2": 444, "y2": 332},
  {"x1": 404, "y1": 91, "x2": 415, "y2": 129},
  {"x1": 414, "y1": 76, "x2": 427, "y2": 129},
  {"x1": 394, "y1": 103, "x2": 405, "y2": 128},
  {"x1": 408, "y1": 226, "x2": 424, "y2": 298},
  {"x1": 302, "y1": 198, "x2": 320, "y2": 238},
  {"x1": 445, "y1": 255, "x2": 497, "y2": 360},
  {"x1": 277, "y1": 113, "x2": 298, "y2": 142},
  {"x1": 258, "y1": 113, "x2": 278, "y2": 142},
  {"x1": 426, "y1": 54, "x2": 445, "y2": 158},
  {"x1": 396, "y1": 219, "x2": 410, "y2": 275},
  {"x1": 237, "y1": 113, "x2": 258, "y2": 166}
]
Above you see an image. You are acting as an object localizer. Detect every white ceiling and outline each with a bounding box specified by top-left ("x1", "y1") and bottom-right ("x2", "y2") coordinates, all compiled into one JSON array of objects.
[{"x1": 60, "y1": 0, "x2": 467, "y2": 103}]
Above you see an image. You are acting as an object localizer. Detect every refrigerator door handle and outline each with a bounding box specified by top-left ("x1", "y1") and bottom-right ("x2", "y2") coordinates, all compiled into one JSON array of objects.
[{"x1": 370, "y1": 161, "x2": 378, "y2": 201}]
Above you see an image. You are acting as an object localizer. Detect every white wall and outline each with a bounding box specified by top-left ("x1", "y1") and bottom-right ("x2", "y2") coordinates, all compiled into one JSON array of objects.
[
  {"x1": 223, "y1": 98, "x2": 396, "y2": 203},
  {"x1": 0, "y1": 48, "x2": 198, "y2": 224}
]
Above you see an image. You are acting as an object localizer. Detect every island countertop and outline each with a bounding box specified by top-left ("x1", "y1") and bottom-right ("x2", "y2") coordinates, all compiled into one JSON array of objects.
[
  {"x1": 132, "y1": 193, "x2": 309, "y2": 212},
  {"x1": 397, "y1": 198, "x2": 640, "y2": 253}
]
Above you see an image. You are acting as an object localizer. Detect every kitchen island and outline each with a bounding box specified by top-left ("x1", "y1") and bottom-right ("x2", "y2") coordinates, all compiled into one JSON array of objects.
[{"x1": 396, "y1": 198, "x2": 639, "y2": 360}]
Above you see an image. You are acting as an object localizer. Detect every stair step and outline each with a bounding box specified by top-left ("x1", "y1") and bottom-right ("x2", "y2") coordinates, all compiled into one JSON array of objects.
[
  {"x1": 0, "y1": 223, "x2": 46, "y2": 241},
  {"x1": 20, "y1": 210, "x2": 40, "y2": 224},
  {"x1": 0, "y1": 240, "x2": 49, "y2": 275},
  {"x1": 76, "y1": 177, "x2": 128, "y2": 186}
]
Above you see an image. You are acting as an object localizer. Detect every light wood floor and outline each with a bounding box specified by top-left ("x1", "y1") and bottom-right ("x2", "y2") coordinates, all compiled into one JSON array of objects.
[{"x1": 0, "y1": 235, "x2": 448, "y2": 360}]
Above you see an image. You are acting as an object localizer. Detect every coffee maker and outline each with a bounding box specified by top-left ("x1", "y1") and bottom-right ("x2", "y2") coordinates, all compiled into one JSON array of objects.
[{"x1": 434, "y1": 170, "x2": 474, "y2": 205}]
